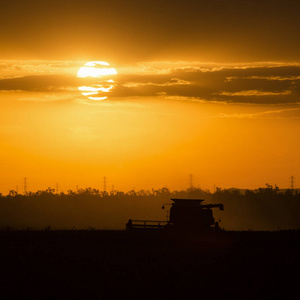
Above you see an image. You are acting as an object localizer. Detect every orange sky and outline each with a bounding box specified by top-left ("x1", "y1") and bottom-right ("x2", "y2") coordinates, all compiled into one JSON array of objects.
[{"x1": 0, "y1": 0, "x2": 299, "y2": 194}]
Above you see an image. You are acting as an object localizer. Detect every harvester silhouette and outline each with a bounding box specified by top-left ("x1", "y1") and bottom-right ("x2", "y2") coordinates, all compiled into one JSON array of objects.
[{"x1": 126, "y1": 199, "x2": 224, "y2": 232}]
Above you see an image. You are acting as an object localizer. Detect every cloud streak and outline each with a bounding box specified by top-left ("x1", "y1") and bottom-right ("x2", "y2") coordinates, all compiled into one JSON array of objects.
[
  {"x1": 216, "y1": 90, "x2": 292, "y2": 96},
  {"x1": 218, "y1": 108, "x2": 300, "y2": 119}
]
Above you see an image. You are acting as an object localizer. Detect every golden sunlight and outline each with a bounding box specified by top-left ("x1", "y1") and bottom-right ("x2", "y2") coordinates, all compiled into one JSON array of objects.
[{"x1": 77, "y1": 61, "x2": 117, "y2": 100}]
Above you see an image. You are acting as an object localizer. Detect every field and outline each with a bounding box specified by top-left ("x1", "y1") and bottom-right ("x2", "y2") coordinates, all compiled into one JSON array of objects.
[{"x1": 0, "y1": 230, "x2": 299, "y2": 299}]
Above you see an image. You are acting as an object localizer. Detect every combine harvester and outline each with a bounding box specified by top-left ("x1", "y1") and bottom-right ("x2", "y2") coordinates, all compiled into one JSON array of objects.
[{"x1": 126, "y1": 199, "x2": 224, "y2": 232}]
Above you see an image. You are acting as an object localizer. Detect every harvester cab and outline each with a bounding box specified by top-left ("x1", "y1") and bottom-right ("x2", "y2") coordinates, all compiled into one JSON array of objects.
[{"x1": 168, "y1": 199, "x2": 224, "y2": 231}]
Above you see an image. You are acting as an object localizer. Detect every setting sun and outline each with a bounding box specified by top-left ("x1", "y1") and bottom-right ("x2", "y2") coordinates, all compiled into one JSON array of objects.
[
  {"x1": 77, "y1": 61, "x2": 117, "y2": 100},
  {"x1": 77, "y1": 61, "x2": 117, "y2": 78}
]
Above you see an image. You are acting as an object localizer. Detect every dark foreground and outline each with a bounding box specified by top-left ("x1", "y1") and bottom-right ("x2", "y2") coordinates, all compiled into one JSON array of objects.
[{"x1": 0, "y1": 230, "x2": 299, "y2": 299}]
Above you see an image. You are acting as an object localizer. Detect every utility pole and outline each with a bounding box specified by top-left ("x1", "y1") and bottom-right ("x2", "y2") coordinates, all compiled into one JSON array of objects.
[
  {"x1": 290, "y1": 176, "x2": 295, "y2": 191},
  {"x1": 56, "y1": 183, "x2": 59, "y2": 194},
  {"x1": 16, "y1": 185, "x2": 19, "y2": 194},
  {"x1": 189, "y1": 174, "x2": 193, "y2": 189},
  {"x1": 24, "y1": 177, "x2": 27, "y2": 195},
  {"x1": 103, "y1": 176, "x2": 107, "y2": 192}
]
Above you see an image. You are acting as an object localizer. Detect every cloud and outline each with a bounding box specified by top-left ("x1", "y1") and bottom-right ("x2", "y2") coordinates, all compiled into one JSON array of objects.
[
  {"x1": 0, "y1": 60, "x2": 82, "y2": 79},
  {"x1": 122, "y1": 78, "x2": 191, "y2": 88},
  {"x1": 1, "y1": 61, "x2": 300, "y2": 105},
  {"x1": 114, "y1": 63, "x2": 300, "y2": 104},
  {"x1": 226, "y1": 76, "x2": 300, "y2": 82},
  {"x1": 17, "y1": 92, "x2": 79, "y2": 102},
  {"x1": 216, "y1": 90, "x2": 292, "y2": 96},
  {"x1": 218, "y1": 108, "x2": 300, "y2": 119},
  {"x1": 0, "y1": 75, "x2": 78, "y2": 92}
]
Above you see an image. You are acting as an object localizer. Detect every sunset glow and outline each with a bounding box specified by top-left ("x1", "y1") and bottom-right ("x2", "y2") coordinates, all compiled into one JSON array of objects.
[{"x1": 0, "y1": 0, "x2": 299, "y2": 195}]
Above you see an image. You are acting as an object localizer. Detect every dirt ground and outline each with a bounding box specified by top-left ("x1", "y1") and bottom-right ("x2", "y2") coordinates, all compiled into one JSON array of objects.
[{"x1": 0, "y1": 230, "x2": 299, "y2": 299}]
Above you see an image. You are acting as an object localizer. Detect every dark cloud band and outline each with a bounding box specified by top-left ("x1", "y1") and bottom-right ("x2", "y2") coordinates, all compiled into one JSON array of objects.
[{"x1": 1, "y1": 64, "x2": 300, "y2": 105}]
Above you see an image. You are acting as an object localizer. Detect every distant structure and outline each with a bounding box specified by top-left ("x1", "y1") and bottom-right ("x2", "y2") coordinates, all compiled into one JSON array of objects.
[
  {"x1": 103, "y1": 176, "x2": 107, "y2": 192},
  {"x1": 56, "y1": 183, "x2": 59, "y2": 194},
  {"x1": 290, "y1": 176, "x2": 295, "y2": 190},
  {"x1": 189, "y1": 174, "x2": 193, "y2": 189},
  {"x1": 24, "y1": 177, "x2": 27, "y2": 195}
]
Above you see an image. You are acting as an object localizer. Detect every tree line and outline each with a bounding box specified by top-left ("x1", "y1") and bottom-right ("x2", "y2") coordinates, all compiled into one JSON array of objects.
[{"x1": 0, "y1": 185, "x2": 299, "y2": 231}]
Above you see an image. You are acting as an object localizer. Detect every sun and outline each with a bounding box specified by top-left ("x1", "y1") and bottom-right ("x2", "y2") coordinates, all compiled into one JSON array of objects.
[{"x1": 77, "y1": 61, "x2": 117, "y2": 101}]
